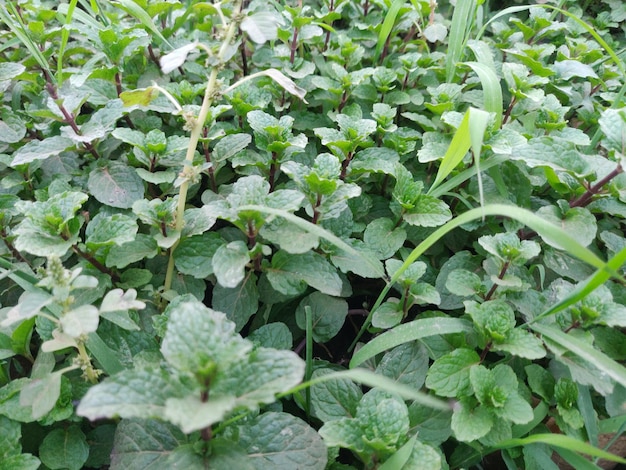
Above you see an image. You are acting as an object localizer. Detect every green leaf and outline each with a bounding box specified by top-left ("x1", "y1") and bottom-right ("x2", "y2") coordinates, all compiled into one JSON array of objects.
[
  {"x1": 494, "y1": 328, "x2": 546, "y2": 359},
  {"x1": 375, "y1": 342, "x2": 429, "y2": 388},
  {"x1": 494, "y1": 433, "x2": 626, "y2": 465},
  {"x1": 11, "y1": 136, "x2": 74, "y2": 166},
  {"x1": 106, "y1": 234, "x2": 158, "y2": 268},
  {"x1": 174, "y1": 232, "x2": 223, "y2": 278},
  {"x1": 319, "y1": 417, "x2": 366, "y2": 454},
  {"x1": 427, "y1": 107, "x2": 490, "y2": 195},
  {"x1": 350, "y1": 317, "x2": 474, "y2": 368},
  {"x1": 237, "y1": 412, "x2": 327, "y2": 469},
  {"x1": 19, "y1": 372, "x2": 61, "y2": 420},
  {"x1": 214, "y1": 347, "x2": 305, "y2": 410},
  {"x1": 357, "y1": 388, "x2": 410, "y2": 450},
  {"x1": 466, "y1": 299, "x2": 516, "y2": 342},
  {"x1": 0, "y1": 108, "x2": 26, "y2": 144},
  {"x1": 309, "y1": 368, "x2": 363, "y2": 422},
  {"x1": 164, "y1": 395, "x2": 237, "y2": 434},
  {"x1": 451, "y1": 402, "x2": 493, "y2": 442},
  {"x1": 248, "y1": 323, "x2": 292, "y2": 350},
  {"x1": 511, "y1": 137, "x2": 590, "y2": 175},
  {"x1": 445, "y1": 269, "x2": 483, "y2": 296},
  {"x1": 88, "y1": 161, "x2": 145, "y2": 209},
  {"x1": 76, "y1": 367, "x2": 189, "y2": 421},
  {"x1": 364, "y1": 218, "x2": 406, "y2": 259},
  {"x1": 212, "y1": 240, "x2": 250, "y2": 288},
  {"x1": 268, "y1": 250, "x2": 343, "y2": 296},
  {"x1": 112, "y1": 0, "x2": 172, "y2": 48},
  {"x1": 39, "y1": 426, "x2": 89, "y2": 470},
  {"x1": 536, "y1": 205, "x2": 597, "y2": 248},
  {"x1": 531, "y1": 323, "x2": 626, "y2": 391},
  {"x1": 403, "y1": 195, "x2": 452, "y2": 227},
  {"x1": 212, "y1": 272, "x2": 259, "y2": 332},
  {"x1": 0, "y1": 62, "x2": 25, "y2": 81},
  {"x1": 213, "y1": 133, "x2": 252, "y2": 162},
  {"x1": 408, "y1": 403, "x2": 453, "y2": 446},
  {"x1": 295, "y1": 292, "x2": 348, "y2": 343},
  {"x1": 109, "y1": 419, "x2": 187, "y2": 469},
  {"x1": 598, "y1": 108, "x2": 626, "y2": 154},
  {"x1": 260, "y1": 218, "x2": 319, "y2": 254},
  {"x1": 425, "y1": 348, "x2": 480, "y2": 398},
  {"x1": 85, "y1": 214, "x2": 138, "y2": 249},
  {"x1": 161, "y1": 298, "x2": 252, "y2": 374},
  {"x1": 240, "y1": 11, "x2": 283, "y2": 44},
  {"x1": 398, "y1": 438, "x2": 442, "y2": 470}
]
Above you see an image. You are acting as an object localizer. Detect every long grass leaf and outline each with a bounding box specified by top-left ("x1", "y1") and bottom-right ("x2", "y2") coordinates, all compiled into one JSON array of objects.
[
  {"x1": 57, "y1": 0, "x2": 79, "y2": 85},
  {"x1": 374, "y1": 0, "x2": 405, "y2": 63},
  {"x1": 463, "y1": 61, "x2": 503, "y2": 128},
  {"x1": 349, "y1": 318, "x2": 473, "y2": 368},
  {"x1": 532, "y1": 245, "x2": 626, "y2": 322},
  {"x1": 446, "y1": 0, "x2": 476, "y2": 82},
  {"x1": 282, "y1": 368, "x2": 451, "y2": 410},
  {"x1": 427, "y1": 107, "x2": 490, "y2": 195},
  {"x1": 238, "y1": 205, "x2": 386, "y2": 278},
  {"x1": 112, "y1": 0, "x2": 172, "y2": 48},
  {"x1": 350, "y1": 204, "x2": 614, "y2": 348},
  {"x1": 530, "y1": 323, "x2": 626, "y2": 390},
  {"x1": 494, "y1": 433, "x2": 626, "y2": 465}
]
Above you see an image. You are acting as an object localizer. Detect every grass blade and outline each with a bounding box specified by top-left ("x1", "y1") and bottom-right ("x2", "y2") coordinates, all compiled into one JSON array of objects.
[
  {"x1": 446, "y1": 0, "x2": 476, "y2": 82},
  {"x1": 530, "y1": 323, "x2": 626, "y2": 391},
  {"x1": 374, "y1": 0, "x2": 404, "y2": 64},
  {"x1": 283, "y1": 368, "x2": 451, "y2": 411},
  {"x1": 494, "y1": 433, "x2": 626, "y2": 465},
  {"x1": 112, "y1": 0, "x2": 172, "y2": 48},
  {"x1": 427, "y1": 107, "x2": 490, "y2": 196},
  {"x1": 463, "y1": 61, "x2": 503, "y2": 128},
  {"x1": 349, "y1": 317, "x2": 473, "y2": 368}
]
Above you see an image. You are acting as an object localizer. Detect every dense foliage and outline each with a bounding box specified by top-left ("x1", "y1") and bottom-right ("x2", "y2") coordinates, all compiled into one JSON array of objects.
[{"x1": 1, "y1": 0, "x2": 626, "y2": 468}]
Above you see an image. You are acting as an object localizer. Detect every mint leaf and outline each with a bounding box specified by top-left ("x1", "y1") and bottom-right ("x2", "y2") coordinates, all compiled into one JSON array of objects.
[
  {"x1": 214, "y1": 347, "x2": 305, "y2": 409},
  {"x1": 212, "y1": 240, "x2": 250, "y2": 288},
  {"x1": 260, "y1": 218, "x2": 319, "y2": 254},
  {"x1": 109, "y1": 419, "x2": 187, "y2": 469},
  {"x1": 425, "y1": 348, "x2": 480, "y2": 398},
  {"x1": 536, "y1": 204, "x2": 597, "y2": 248},
  {"x1": 11, "y1": 136, "x2": 74, "y2": 166},
  {"x1": 164, "y1": 395, "x2": 237, "y2": 434},
  {"x1": 403, "y1": 195, "x2": 452, "y2": 227},
  {"x1": 212, "y1": 273, "x2": 259, "y2": 331},
  {"x1": 451, "y1": 402, "x2": 493, "y2": 442},
  {"x1": 364, "y1": 218, "x2": 406, "y2": 259},
  {"x1": 295, "y1": 292, "x2": 348, "y2": 343},
  {"x1": 175, "y1": 232, "x2": 224, "y2": 278},
  {"x1": 357, "y1": 389, "x2": 410, "y2": 452},
  {"x1": 309, "y1": 368, "x2": 363, "y2": 422},
  {"x1": 494, "y1": 328, "x2": 546, "y2": 359},
  {"x1": 161, "y1": 299, "x2": 252, "y2": 373},
  {"x1": 85, "y1": 213, "x2": 138, "y2": 249},
  {"x1": 106, "y1": 234, "x2": 158, "y2": 268},
  {"x1": 237, "y1": 412, "x2": 327, "y2": 469},
  {"x1": 88, "y1": 161, "x2": 145, "y2": 209},
  {"x1": 445, "y1": 269, "x2": 483, "y2": 296},
  {"x1": 376, "y1": 342, "x2": 429, "y2": 388},
  {"x1": 319, "y1": 417, "x2": 366, "y2": 454},
  {"x1": 76, "y1": 367, "x2": 190, "y2": 421},
  {"x1": 408, "y1": 403, "x2": 453, "y2": 446},
  {"x1": 248, "y1": 323, "x2": 292, "y2": 350},
  {"x1": 268, "y1": 250, "x2": 343, "y2": 296},
  {"x1": 19, "y1": 372, "x2": 61, "y2": 420},
  {"x1": 39, "y1": 426, "x2": 89, "y2": 470}
]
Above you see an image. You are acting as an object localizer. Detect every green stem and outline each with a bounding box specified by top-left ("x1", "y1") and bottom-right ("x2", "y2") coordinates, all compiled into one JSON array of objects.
[{"x1": 163, "y1": 4, "x2": 241, "y2": 294}]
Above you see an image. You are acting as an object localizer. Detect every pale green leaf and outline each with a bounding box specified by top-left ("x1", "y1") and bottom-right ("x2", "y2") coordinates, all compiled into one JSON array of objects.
[
  {"x1": 295, "y1": 292, "x2": 348, "y2": 343},
  {"x1": 212, "y1": 240, "x2": 250, "y2": 288}
]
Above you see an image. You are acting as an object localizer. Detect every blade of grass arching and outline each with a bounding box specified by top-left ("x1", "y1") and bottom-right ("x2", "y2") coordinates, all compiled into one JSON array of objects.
[
  {"x1": 554, "y1": 449, "x2": 603, "y2": 470},
  {"x1": 349, "y1": 317, "x2": 473, "y2": 368},
  {"x1": 374, "y1": 0, "x2": 404, "y2": 64},
  {"x1": 57, "y1": 0, "x2": 79, "y2": 86},
  {"x1": 281, "y1": 368, "x2": 451, "y2": 411},
  {"x1": 531, "y1": 245, "x2": 626, "y2": 322},
  {"x1": 238, "y1": 205, "x2": 386, "y2": 279},
  {"x1": 379, "y1": 436, "x2": 417, "y2": 470},
  {"x1": 0, "y1": 3, "x2": 53, "y2": 82},
  {"x1": 57, "y1": 3, "x2": 105, "y2": 31},
  {"x1": 468, "y1": 105, "x2": 490, "y2": 212},
  {"x1": 112, "y1": 0, "x2": 173, "y2": 48},
  {"x1": 304, "y1": 306, "x2": 313, "y2": 420},
  {"x1": 463, "y1": 61, "x2": 502, "y2": 128},
  {"x1": 446, "y1": 0, "x2": 476, "y2": 82},
  {"x1": 578, "y1": 385, "x2": 599, "y2": 447},
  {"x1": 427, "y1": 107, "x2": 490, "y2": 196},
  {"x1": 494, "y1": 433, "x2": 626, "y2": 466},
  {"x1": 349, "y1": 203, "x2": 613, "y2": 349},
  {"x1": 530, "y1": 323, "x2": 626, "y2": 391},
  {"x1": 428, "y1": 154, "x2": 508, "y2": 199}
]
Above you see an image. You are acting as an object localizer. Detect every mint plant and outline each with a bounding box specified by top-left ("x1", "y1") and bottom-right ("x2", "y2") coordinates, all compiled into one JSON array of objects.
[{"x1": 2, "y1": 0, "x2": 626, "y2": 469}]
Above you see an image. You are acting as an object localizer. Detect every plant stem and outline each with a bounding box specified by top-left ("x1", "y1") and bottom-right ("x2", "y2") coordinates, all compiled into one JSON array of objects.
[
  {"x1": 290, "y1": 27, "x2": 299, "y2": 64},
  {"x1": 485, "y1": 260, "x2": 509, "y2": 301},
  {"x1": 72, "y1": 245, "x2": 120, "y2": 283},
  {"x1": 569, "y1": 165, "x2": 624, "y2": 208},
  {"x1": 164, "y1": 4, "x2": 241, "y2": 294}
]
